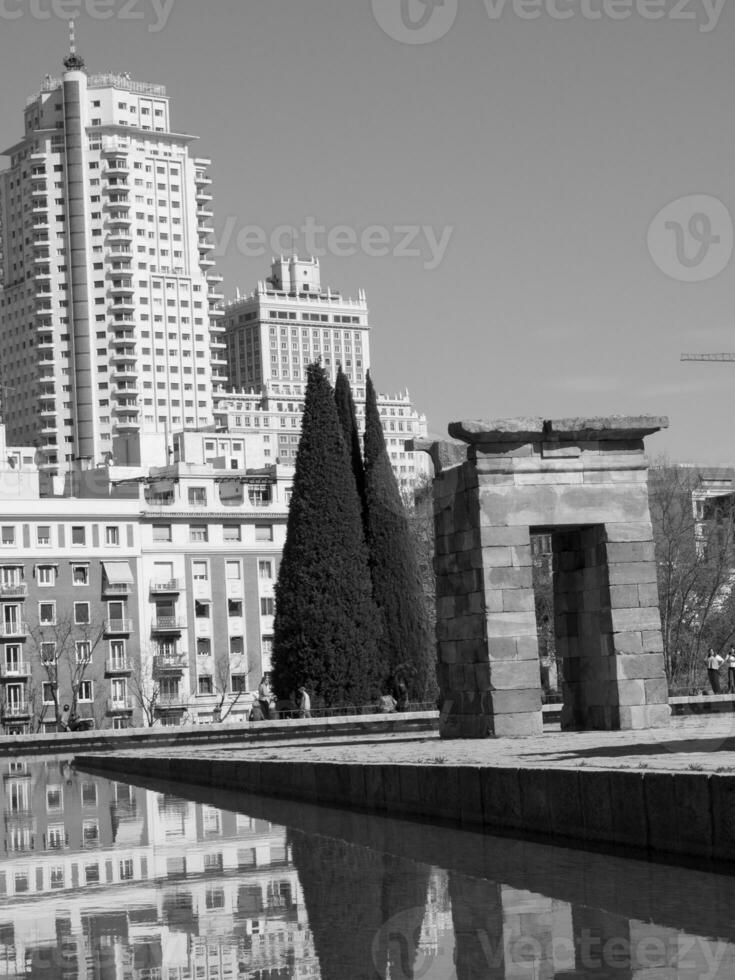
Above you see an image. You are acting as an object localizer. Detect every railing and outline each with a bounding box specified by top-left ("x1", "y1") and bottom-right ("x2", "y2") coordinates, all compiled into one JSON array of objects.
[
  {"x1": 150, "y1": 579, "x2": 181, "y2": 594},
  {"x1": 156, "y1": 694, "x2": 187, "y2": 709},
  {"x1": 102, "y1": 582, "x2": 132, "y2": 596},
  {"x1": 104, "y1": 619, "x2": 133, "y2": 634},
  {"x1": 152, "y1": 617, "x2": 186, "y2": 632},
  {"x1": 0, "y1": 584, "x2": 27, "y2": 598},
  {"x1": 0, "y1": 661, "x2": 30, "y2": 678},
  {"x1": 153, "y1": 654, "x2": 185, "y2": 674},
  {"x1": 105, "y1": 658, "x2": 132, "y2": 674},
  {"x1": 107, "y1": 697, "x2": 134, "y2": 713},
  {"x1": 0, "y1": 622, "x2": 28, "y2": 638},
  {"x1": 2, "y1": 702, "x2": 29, "y2": 718}
]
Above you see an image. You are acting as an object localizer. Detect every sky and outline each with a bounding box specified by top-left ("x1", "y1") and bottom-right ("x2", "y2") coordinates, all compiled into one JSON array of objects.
[{"x1": 1, "y1": 0, "x2": 735, "y2": 463}]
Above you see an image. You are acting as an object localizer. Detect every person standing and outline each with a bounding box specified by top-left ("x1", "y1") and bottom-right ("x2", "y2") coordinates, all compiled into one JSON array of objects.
[
  {"x1": 257, "y1": 673, "x2": 273, "y2": 720},
  {"x1": 706, "y1": 648, "x2": 724, "y2": 694},
  {"x1": 727, "y1": 646, "x2": 735, "y2": 694},
  {"x1": 298, "y1": 687, "x2": 311, "y2": 719}
]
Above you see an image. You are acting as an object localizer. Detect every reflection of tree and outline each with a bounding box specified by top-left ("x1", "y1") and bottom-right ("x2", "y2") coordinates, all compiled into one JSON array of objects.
[{"x1": 290, "y1": 830, "x2": 429, "y2": 980}]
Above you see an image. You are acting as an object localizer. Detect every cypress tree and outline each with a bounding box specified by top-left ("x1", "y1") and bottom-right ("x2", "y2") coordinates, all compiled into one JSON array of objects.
[
  {"x1": 363, "y1": 371, "x2": 435, "y2": 700},
  {"x1": 334, "y1": 366, "x2": 365, "y2": 512},
  {"x1": 272, "y1": 362, "x2": 384, "y2": 707}
]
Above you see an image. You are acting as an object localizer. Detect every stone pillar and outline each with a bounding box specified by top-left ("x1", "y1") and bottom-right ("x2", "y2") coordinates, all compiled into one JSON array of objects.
[{"x1": 431, "y1": 417, "x2": 670, "y2": 739}]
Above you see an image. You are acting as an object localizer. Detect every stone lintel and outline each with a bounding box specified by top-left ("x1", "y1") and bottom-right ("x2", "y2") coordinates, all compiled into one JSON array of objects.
[
  {"x1": 408, "y1": 438, "x2": 467, "y2": 475},
  {"x1": 449, "y1": 416, "x2": 669, "y2": 447}
]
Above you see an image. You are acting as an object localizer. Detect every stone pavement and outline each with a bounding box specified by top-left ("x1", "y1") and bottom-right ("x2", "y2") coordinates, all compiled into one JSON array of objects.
[{"x1": 92, "y1": 714, "x2": 735, "y2": 774}]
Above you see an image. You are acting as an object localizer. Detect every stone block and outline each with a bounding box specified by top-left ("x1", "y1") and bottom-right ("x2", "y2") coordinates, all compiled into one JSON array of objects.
[
  {"x1": 485, "y1": 611, "x2": 538, "y2": 638},
  {"x1": 613, "y1": 653, "x2": 666, "y2": 681},
  {"x1": 510, "y1": 545, "x2": 533, "y2": 567},
  {"x1": 493, "y1": 711, "x2": 543, "y2": 736},
  {"x1": 611, "y1": 631, "x2": 644, "y2": 655},
  {"x1": 502, "y1": 590, "x2": 536, "y2": 613},
  {"x1": 604, "y1": 522, "x2": 654, "y2": 543},
  {"x1": 637, "y1": 583, "x2": 660, "y2": 606},
  {"x1": 480, "y1": 525, "x2": 532, "y2": 547},
  {"x1": 489, "y1": 659, "x2": 541, "y2": 690},
  {"x1": 607, "y1": 562, "x2": 658, "y2": 586},
  {"x1": 484, "y1": 565, "x2": 533, "y2": 590},
  {"x1": 617, "y1": 703, "x2": 670, "y2": 729},
  {"x1": 606, "y1": 541, "x2": 656, "y2": 563},
  {"x1": 516, "y1": 636, "x2": 541, "y2": 661},
  {"x1": 487, "y1": 637, "x2": 520, "y2": 661},
  {"x1": 644, "y1": 677, "x2": 669, "y2": 704},
  {"x1": 482, "y1": 546, "x2": 513, "y2": 566},
  {"x1": 487, "y1": 689, "x2": 542, "y2": 714},
  {"x1": 610, "y1": 606, "x2": 663, "y2": 632},
  {"x1": 474, "y1": 663, "x2": 491, "y2": 690},
  {"x1": 484, "y1": 589, "x2": 504, "y2": 613},
  {"x1": 641, "y1": 630, "x2": 665, "y2": 652},
  {"x1": 615, "y1": 679, "x2": 646, "y2": 706}
]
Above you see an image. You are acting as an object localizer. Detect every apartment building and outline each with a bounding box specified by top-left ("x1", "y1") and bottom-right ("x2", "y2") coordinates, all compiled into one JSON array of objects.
[
  {"x1": 221, "y1": 257, "x2": 431, "y2": 491},
  {"x1": 0, "y1": 48, "x2": 225, "y2": 482},
  {"x1": 0, "y1": 427, "x2": 288, "y2": 733}
]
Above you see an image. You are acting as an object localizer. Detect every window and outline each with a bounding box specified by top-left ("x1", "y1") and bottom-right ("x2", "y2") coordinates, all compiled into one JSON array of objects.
[
  {"x1": 255, "y1": 525, "x2": 273, "y2": 542},
  {"x1": 190, "y1": 525, "x2": 208, "y2": 542},
  {"x1": 39, "y1": 602, "x2": 56, "y2": 625},
  {"x1": 152, "y1": 524, "x2": 172, "y2": 542},
  {"x1": 46, "y1": 785, "x2": 63, "y2": 811},
  {"x1": 258, "y1": 560, "x2": 273, "y2": 580},
  {"x1": 188, "y1": 487, "x2": 207, "y2": 506},
  {"x1": 260, "y1": 597, "x2": 275, "y2": 616},
  {"x1": 37, "y1": 565, "x2": 56, "y2": 586},
  {"x1": 1, "y1": 527, "x2": 14, "y2": 546},
  {"x1": 223, "y1": 525, "x2": 241, "y2": 542},
  {"x1": 231, "y1": 674, "x2": 247, "y2": 693},
  {"x1": 105, "y1": 526, "x2": 120, "y2": 546},
  {"x1": 40, "y1": 642, "x2": 56, "y2": 663},
  {"x1": 42, "y1": 682, "x2": 55, "y2": 704},
  {"x1": 78, "y1": 680, "x2": 93, "y2": 702},
  {"x1": 81, "y1": 782, "x2": 97, "y2": 806},
  {"x1": 72, "y1": 564, "x2": 89, "y2": 586},
  {"x1": 228, "y1": 599, "x2": 242, "y2": 617},
  {"x1": 71, "y1": 526, "x2": 85, "y2": 545},
  {"x1": 37, "y1": 526, "x2": 51, "y2": 546},
  {"x1": 198, "y1": 675, "x2": 213, "y2": 695},
  {"x1": 85, "y1": 864, "x2": 100, "y2": 884},
  {"x1": 76, "y1": 641, "x2": 91, "y2": 662},
  {"x1": 196, "y1": 638, "x2": 210, "y2": 657},
  {"x1": 82, "y1": 820, "x2": 99, "y2": 846},
  {"x1": 74, "y1": 602, "x2": 90, "y2": 625},
  {"x1": 192, "y1": 561, "x2": 208, "y2": 581},
  {"x1": 119, "y1": 859, "x2": 134, "y2": 881},
  {"x1": 225, "y1": 561, "x2": 241, "y2": 581},
  {"x1": 195, "y1": 600, "x2": 210, "y2": 619}
]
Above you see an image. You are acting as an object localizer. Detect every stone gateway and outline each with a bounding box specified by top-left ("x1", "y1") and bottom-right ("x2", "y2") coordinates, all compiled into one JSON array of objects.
[{"x1": 421, "y1": 417, "x2": 670, "y2": 739}]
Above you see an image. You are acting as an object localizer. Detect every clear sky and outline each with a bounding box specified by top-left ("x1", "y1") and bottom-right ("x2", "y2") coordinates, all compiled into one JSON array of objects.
[{"x1": 1, "y1": 0, "x2": 735, "y2": 463}]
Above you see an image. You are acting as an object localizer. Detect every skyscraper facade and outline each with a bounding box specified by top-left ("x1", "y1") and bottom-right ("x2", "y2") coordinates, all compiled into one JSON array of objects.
[{"x1": 0, "y1": 50, "x2": 225, "y2": 480}]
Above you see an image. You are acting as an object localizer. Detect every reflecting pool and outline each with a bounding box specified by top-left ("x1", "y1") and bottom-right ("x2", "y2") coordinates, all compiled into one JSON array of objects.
[{"x1": 1, "y1": 756, "x2": 735, "y2": 978}]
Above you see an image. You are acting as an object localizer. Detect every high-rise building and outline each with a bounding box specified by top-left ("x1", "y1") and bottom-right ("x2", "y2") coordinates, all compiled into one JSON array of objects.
[
  {"x1": 0, "y1": 44, "x2": 226, "y2": 481},
  {"x1": 221, "y1": 256, "x2": 431, "y2": 491}
]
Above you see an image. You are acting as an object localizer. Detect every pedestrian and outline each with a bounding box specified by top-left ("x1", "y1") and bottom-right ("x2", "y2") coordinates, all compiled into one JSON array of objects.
[
  {"x1": 706, "y1": 648, "x2": 724, "y2": 694},
  {"x1": 379, "y1": 691, "x2": 397, "y2": 713},
  {"x1": 393, "y1": 675, "x2": 408, "y2": 712},
  {"x1": 59, "y1": 704, "x2": 71, "y2": 732},
  {"x1": 249, "y1": 701, "x2": 265, "y2": 722},
  {"x1": 298, "y1": 686, "x2": 311, "y2": 719},
  {"x1": 257, "y1": 673, "x2": 273, "y2": 720},
  {"x1": 727, "y1": 646, "x2": 735, "y2": 694}
]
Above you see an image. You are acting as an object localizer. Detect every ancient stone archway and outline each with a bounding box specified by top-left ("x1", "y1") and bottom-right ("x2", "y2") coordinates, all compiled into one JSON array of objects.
[{"x1": 420, "y1": 417, "x2": 670, "y2": 739}]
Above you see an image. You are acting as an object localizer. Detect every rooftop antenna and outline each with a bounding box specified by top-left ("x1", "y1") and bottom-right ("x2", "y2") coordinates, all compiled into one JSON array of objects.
[{"x1": 63, "y1": 19, "x2": 86, "y2": 71}]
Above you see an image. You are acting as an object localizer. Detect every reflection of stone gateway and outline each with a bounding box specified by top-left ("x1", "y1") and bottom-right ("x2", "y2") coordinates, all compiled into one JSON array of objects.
[{"x1": 416, "y1": 416, "x2": 671, "y2": 739}]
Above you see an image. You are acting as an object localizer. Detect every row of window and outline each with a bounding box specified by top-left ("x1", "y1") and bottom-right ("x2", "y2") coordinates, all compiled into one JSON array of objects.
[
  {"x1": 0, "y1": 525, "x2": 121, "y2": 547},
  {"x1": 152, "y1": 524, "x2": 274, "y2": 543}
]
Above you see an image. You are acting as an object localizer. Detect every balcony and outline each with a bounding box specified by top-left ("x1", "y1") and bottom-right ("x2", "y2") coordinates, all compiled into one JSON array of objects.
[
  {"x1": 199, "y1": 256, "x2": 215, "y2": 268},
  {"x1": 152, "y1": 654, "x2": 185, "y2": 676},
  {"x1": 0, "y1": 584, "x2": 27, "y2": 599},
  {"x1": 156, "y1": 693, "x2": 187, "y2": 711},
  {"x1": 150, "y1": 579, "x2": 181, "y2": 594},
  {"x1": 2, "y1": 702, "x2": 30, "y2": 719},
  {"x1": 0, "y1": 622, "x2": 28, "y2": 639},
  {"x1": 106, "y1": 697, "x2": 134, "y2": 713},
  {"x1": 102, "y1": 580, "x2": 132, "y2": 597},
  {"x1": 0, "y1": 661, "x2": 30, "y2": 679},
  {"x1": 114, "y1": 418, "x2": 140, "y2": 433},
  {"x1": 105, "y1": 658, "x2": 132, "y2": 675},
  {"x1": 104, "y1": 619, "x2": 133, "y2": 635},
  {"x1": 151, "y1": 617, "x2": 185, "y2": 633}
]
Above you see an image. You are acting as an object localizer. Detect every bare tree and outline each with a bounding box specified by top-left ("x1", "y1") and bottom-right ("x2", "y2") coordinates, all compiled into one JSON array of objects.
[
  {"x1": 211, "y1": 656, "x2": 255, "y2": 722},
  {"x1": 129, "y1": 649, "x2": 160, "y2": 727},
  {"x1": 27, "y1": 615, "x2": 105, "y2": 730},
  {"x1": 649, "y1": 462, "x2": 735, "y2": 692}
]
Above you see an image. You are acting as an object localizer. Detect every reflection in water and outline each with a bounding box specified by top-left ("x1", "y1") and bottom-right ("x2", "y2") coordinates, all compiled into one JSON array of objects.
[{"x1": 0, "y1": 757, "x2": 735, "y2": 978}]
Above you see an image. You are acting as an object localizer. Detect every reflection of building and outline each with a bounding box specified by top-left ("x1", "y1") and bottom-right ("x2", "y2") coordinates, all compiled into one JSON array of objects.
[
  {"x1": 221, "y1": 257, "x2": 431, "y2": 492},
  {"x1": 0, "y1": 758, "x2": 319, "y2": 979}
]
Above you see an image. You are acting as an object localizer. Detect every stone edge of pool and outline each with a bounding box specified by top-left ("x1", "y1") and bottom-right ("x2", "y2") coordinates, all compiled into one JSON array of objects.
[{"x1": 73, "y1": 752, "x2": 735, "y2": 866}]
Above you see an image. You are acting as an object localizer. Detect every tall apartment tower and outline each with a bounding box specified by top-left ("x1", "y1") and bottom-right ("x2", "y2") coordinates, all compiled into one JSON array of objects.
[{"x1": 0, "y1": 44, "x2": 226, "y2": 480}]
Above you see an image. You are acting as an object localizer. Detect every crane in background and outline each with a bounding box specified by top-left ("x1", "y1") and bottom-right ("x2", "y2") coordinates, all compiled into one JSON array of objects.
[{"x1": 681, "y1": 353, "x2": 735, "y2": 363}]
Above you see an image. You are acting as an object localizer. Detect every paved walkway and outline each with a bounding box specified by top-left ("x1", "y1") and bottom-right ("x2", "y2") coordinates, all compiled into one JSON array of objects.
[{"x1": 94, "y1": 715, "x2": 735, "y2": 774}]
